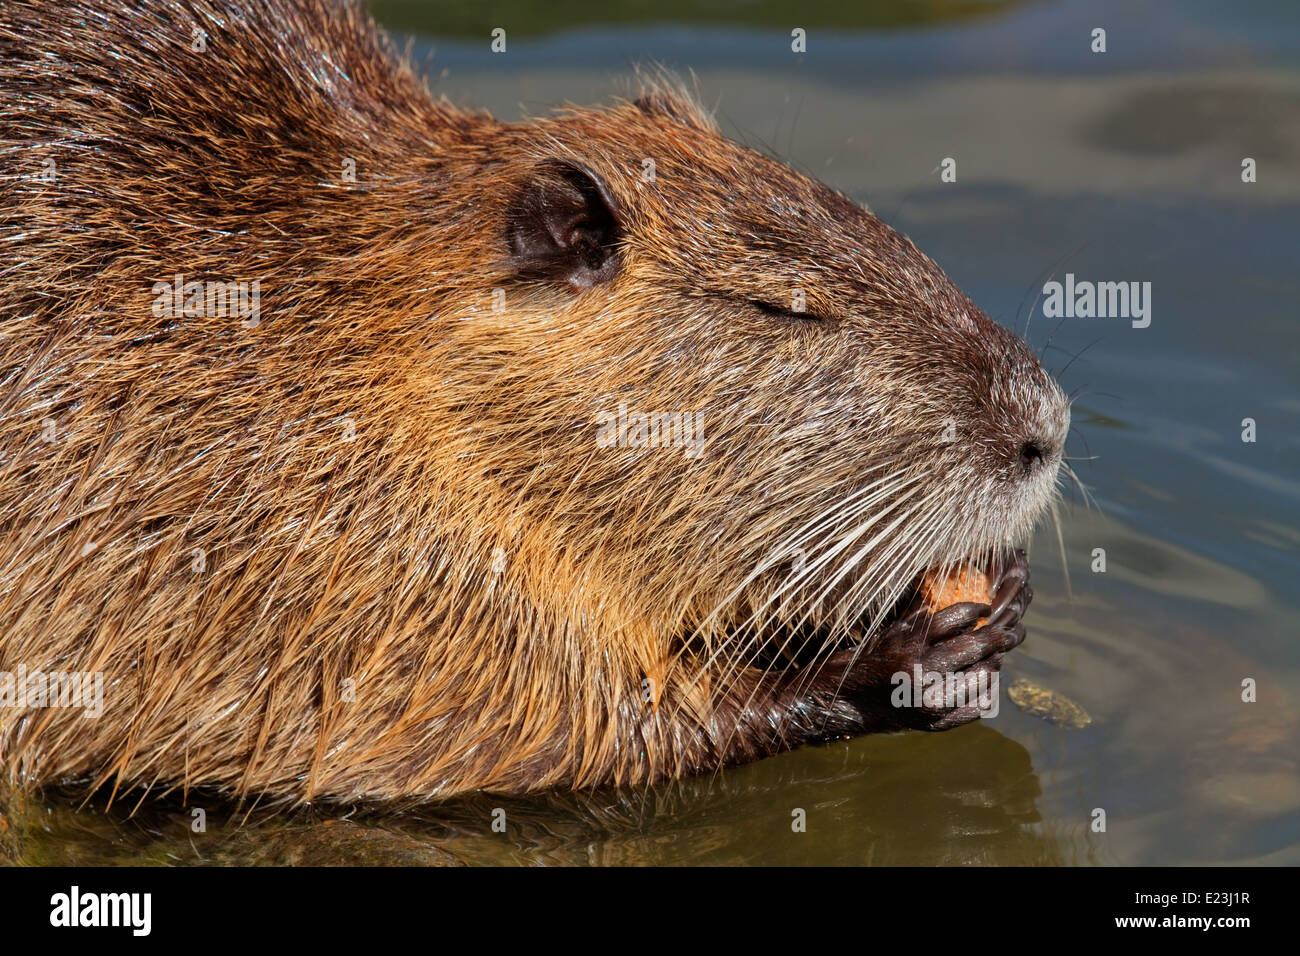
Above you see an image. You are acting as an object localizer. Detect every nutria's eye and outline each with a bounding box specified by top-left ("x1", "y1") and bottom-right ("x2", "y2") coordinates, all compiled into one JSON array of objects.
[{"x1": 748, "y1": 299, "x2": 833, "y2": 324}]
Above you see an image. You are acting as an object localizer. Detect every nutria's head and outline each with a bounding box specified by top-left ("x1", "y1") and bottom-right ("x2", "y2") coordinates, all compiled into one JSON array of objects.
[{"x1": 442, "y1": 87, "x2": 1069, "y2": 661}]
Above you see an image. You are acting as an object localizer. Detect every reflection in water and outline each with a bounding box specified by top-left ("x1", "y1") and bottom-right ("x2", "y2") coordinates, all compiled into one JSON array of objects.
[
  {"x1": 398, "y1": 726, "x2": 1054, "y2": 865},
  {"x1": 4, "y1": 724, "x2": 1056, "y2": 866}
]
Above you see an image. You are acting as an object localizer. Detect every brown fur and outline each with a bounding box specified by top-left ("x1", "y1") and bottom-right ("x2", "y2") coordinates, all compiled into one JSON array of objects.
[{"x1": 0, "y1": 0, "x2": 1069, "y2": 803}]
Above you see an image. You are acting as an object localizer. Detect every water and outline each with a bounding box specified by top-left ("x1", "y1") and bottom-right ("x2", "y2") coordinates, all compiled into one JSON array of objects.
[{"x1": 7, "y1": 0, "x2": 1298, "y2": 865}]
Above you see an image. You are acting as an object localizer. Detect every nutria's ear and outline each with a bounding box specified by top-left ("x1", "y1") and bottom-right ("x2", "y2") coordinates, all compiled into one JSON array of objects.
[{"x1": 506, "y1": 160, "x2": 622, "y2": 288}]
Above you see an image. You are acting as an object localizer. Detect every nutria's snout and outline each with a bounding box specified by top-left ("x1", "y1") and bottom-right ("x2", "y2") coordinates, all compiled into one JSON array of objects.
[
  {"x1": 1005, "y1": 348, "x2": 1071, "y2": 479},
  {"x1": 1014, "y1": 341, "x2": 1072, "y2": 464},
  {"x1": 1018, "y1": 398, "x2": 1070, "y2": 478},
  {"x1": 1002, "y1": 337, "x2": 1072, "y2": 502}
]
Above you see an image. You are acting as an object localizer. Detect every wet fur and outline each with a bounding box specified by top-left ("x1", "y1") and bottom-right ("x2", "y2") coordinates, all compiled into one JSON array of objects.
[{"x1": 0, "y1": 0, "x2": 1067, "y2": 802}]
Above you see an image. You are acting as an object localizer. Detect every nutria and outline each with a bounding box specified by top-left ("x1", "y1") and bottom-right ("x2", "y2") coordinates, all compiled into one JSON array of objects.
[{"x1": 0, "y1": 0, "x2": 1069, "y2": 804}]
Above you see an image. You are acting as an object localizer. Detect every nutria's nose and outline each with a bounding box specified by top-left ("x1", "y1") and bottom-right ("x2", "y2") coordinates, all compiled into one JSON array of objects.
[
  {"x1": 1017, "y1": 401, "x2": 1069, "y2": 476},
  {"x1": 1018, "y1": 440, "x2": 1047, "y2": 473}
]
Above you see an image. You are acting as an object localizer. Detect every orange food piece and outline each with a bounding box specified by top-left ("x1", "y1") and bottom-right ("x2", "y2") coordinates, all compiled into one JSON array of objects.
[{"x1": 919, "y1": 563, "x2": 994, "y2": 626}]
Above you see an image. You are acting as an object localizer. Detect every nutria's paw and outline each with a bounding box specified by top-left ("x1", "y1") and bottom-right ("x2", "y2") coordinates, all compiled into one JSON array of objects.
[
  {"x1": 819, "y1": 549, "x2": 1031, "y2": 733},
  {"x1": 892, "y1": 617, "x2": 1025, "y2": 731}
]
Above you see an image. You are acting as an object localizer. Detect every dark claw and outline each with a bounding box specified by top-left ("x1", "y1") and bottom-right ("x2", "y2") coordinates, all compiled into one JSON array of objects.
[{"x1": 925, "y1": 601, "x2": 992, "y2": 639}]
